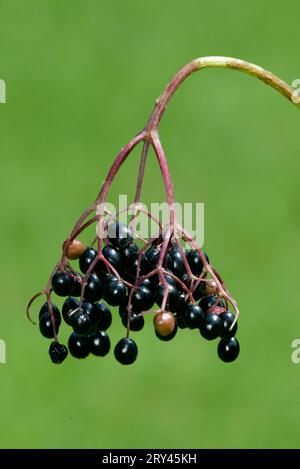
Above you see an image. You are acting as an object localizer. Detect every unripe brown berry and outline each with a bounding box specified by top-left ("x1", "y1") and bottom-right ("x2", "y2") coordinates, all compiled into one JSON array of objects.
[
  {"x1": 66, "y1": 239, "x2": 85, "y2": 260},
  {"x1": 205, "y1": 280, "x2": 218, "y2": 295},
  {"x1": 153, "y1": 312, "x2": 176, "y2": 337}
]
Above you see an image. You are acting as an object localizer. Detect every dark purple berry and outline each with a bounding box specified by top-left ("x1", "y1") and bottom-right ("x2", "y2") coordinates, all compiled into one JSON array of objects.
[
  {"x1": 218, "y1": 336, "x2": 240, "y2": 362},
  {"x1": 219, "y1": 311, "x2": 238, "y2": 338},
  {"x1": 49, "y1": 341, "x2": 68, "y2": 364},
  {"x1": 93, "y1": 302, "x2": 112, "y2": 331},
  {"x1": 186, "y1": 250, "x2": 209, "y2": 276},
  {"x1": 114, "y1": 338, "x2": 138, "y2": 365},
  {"x1": 199, "y1": 312, "x2": 222, "y2": 340},
  {"x1": 102, "y1": 245, "x2": 122, "y2": 271},
  {"x1": 89, "y1": 331, "x2": 110, "y2": 357},
  {"x1": 71, "y1": 308, "x2": 93, "y2": 336},
  {"x1": 120, "y1": 304, "x2": 144, "y2": 332},
  {"x1": 103, "y1": 275, "x2": 126, "y2": 306},
  {"x1": 132, "y1": 285, "x2": 154, "y2": 311},
  {"x1": 184, "y1": 303, "x2": 204, "y2": 329},
  {"x1": 83, "y1": 273, "x2": 103, "y2": 302},
  {"x1": 192, "y1": 280, "x2": 206, "y2": 301},
  {"x1": 79, "y1": 247, "x2": 97, "y2": 274},
  {"x1": 199, "y1": 294, "x2": 223, "y2": 312},
  {"x1": 68, "y1": 333, "x2": 89, "y2": 359},
  {"x1": 108, "y1": 221, "x2": 133, "y2": 249},
  {"x1": 62, "y1": 297, "x2": 79, "y2": 325},
  {"x1": 39, "y1": 303, "x2": 61, "y2": 326},
  {"x1": 167, "y1": 245, "x2": 185, "y2": 277},
  {"x1": 51, "y1": 271, "x2": 74, "y2": 297},
  {"x1": 155, "y1": 283, "x2": 179, "y2": 312},
  {"x1": 39, "y1": 312, "x2": 60, "y2": 338}
]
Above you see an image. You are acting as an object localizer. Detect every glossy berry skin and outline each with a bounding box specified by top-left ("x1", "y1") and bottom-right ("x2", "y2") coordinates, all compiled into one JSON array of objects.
[
  {"x1": 89, "y1": 331, "x2": 110, "y2": 357},
  {"x1": 120, "y1": 242, "x2": 138, "y2": 262},
  {"x1": 155, "y1": 324, "x2": 178, "y2": 341},
  {"x1": 153, "y1": 312, "x2": 176, "y2": 337},
  {"x1": 39, "y1": 303, "x2": 61, "y2": 326},
  {"x1": 132, "y1": 285, "x2": 154, "y2": 311},
  {"x1": 83, "y1": 273, "x2": 103, "y2": 302},
  {"x1": 186, "y1": 250, "x2": 209, "y2": 276},
  {"x1": 71, "y1": 276, "x2": 82, "y2": 297},
  {"x1": 192, "y1": 281, "x2": 206, "y2": 301},
  {"x1": 121, "y1": 310, "x2": 144, "y2": 332},
  {"x1": 219, "y1": 311, "x2": 238, "y2": 339},
  {"x1": 102, "y1": 245, "x2": 122, "y2": 271},
  {"x1": 199, "y1": 294, "x2": 223, "y2": 312},
  {"x1": 155, "y1": 283, "x2": 179, "y2": 312},
  {"x1": 103, "y1": 276, "x2": 127, "y2": 306},
  {"x1": 114, "y1": 338, "x2": 138, "y2": 365},
  {"x1": 71, "y1": 308, "x2": 93, "y2": 336},
  {"x1": 199, "y1": 312, "x2": 222, "y2": 340},
  {"x1": 218, "y1": 337, "x2": 240, "y2": 362},
  {"x1": 93, "y1": 302, "x2": 112, "y2": 331},
  {"x1": 141, "y1": 247, "x2": 160, "y2": 274},
  {"x1": 62, "y1": 297, "x2": 79, "y2": 325},
  {"x1": 108, "y1": 221, "x2": 133, "y2": 249},
  {"x1": 167, "y1": 245, "x2": 185, "y2": 278},
  {"x1": 176, "y1": 315, "x2": 187, "y2": 329},
  {"x1": 39, "y1": 312, "x2": 60, "y2": 339},
  {"x1": 51, "y1": 272, "x2": 74, "y2": 297},
  {"x1": 68, "y1": 333, "x2": 89, "y2": 359},
  {"x1": 184, "y1": 303, "x2": 204, "y2": 329},
  {"x1": 79, "y1": 247, "x2": 97, "y2": 274},
  {"x1": 49, "y1": 341, "x2": 68, "y2": 364}
]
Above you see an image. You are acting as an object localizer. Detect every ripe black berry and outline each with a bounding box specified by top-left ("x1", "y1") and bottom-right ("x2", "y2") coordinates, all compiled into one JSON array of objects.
[
  {"x1": 83, "y1": 272, "x2": 103, "y2": 302},
  {"x1": 89, "y1": 331, "x2": 110, "y2": 357},
  {"x1": 39, "y1": 311, "x2": 60, "y2": 338},
  {"x1": 49, "y1": 341, "x2": 68, "y2": 364},
  {"x1": 192, "y1": 280, "x2": 206, "y2": 301},
  {"x1": 199, "y1": 294, "x2": 223, "y2": 312},
  {"x1": 71, "y1": 308, "x2": 93, "y2": 335},
  {"x1": 71, "y1": 276, "x2": 82, "y2": 297},
  {"x1": 39, "y1": 303, "x2": 61, "y2": 326},
  {"x1": 186, "y1": 250, "x2": 208, "y2": 276},
  {"x1": 132, "y1": 285, "x2": 154, "y2": 311},
  {"x1": 184, "y1": 303, "x2": 204, "y2": 329},
  {"x1": 51, "y1": 271, "x2": 74, "y2": 297},
  {"x1": 108, "y1": 221, "x2": 133, "y2": 249},
  {"x1": 120, "y1": 304, "x2": 144, "y2": 332},
  {"x1": 102, "y1": 245, "x2": 122, "y2": 271},
  {"x1": 68, "y1": 333, "x2": 90, "y2": 358},
  {"x1": 93, "y1": 302, "x2": 112, "y2": 331},
  {"x1": 167, "y1": 245, "x2": 185, "y2": 277},
  {"x1": 79, "y1": 247, "x2": 97, "y2": 274},
  {"x1": 219, "y1": 311, "x2": 238, "y2": 339},
  {"x1": 141, "y1": 247, "x2": 160, "y2": 274},
  {"x1": 218, "y1": 336, "x2": 240, "y2": 362},
  {"x1": 199, "y1": 312, "x2": 222, "y2": 340},
  {"x1": 103, "y1": 275, "x2": 126, "y2": 306},
  {"x1": 120, "y1": 242, "x2": 138, "y2": 262},
  {"x1": 155, "y1": 283, "x2": 179, "y2": 312},
  {"x1": 114, "y1": 337, "x2": 138, "y2": 365},
  {"x1": 62, "y1": 297, "x2": 79, "y2": 325}
]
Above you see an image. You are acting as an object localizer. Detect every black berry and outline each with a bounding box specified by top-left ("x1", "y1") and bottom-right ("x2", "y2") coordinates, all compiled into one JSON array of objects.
[
  {"x1": 167, "y1": 245, "x2": 185, "y2": 277},
  {"x1": 184, "y1": 303, "x2": 204, "y2": 329},
  {"x1": 93, "y1": 302, "x2": 112, "y2": 331},
  {"x1": 62, "y1": 297, "x2": 79, "y2": 326},
  {"x1": 83, "y1": 273, "x2": 103, "y2": 302},
  {"x1": 199, "y1": 312, "x2": 222, "y2": 340},
  {"x1": 89, "y1": 331, "x2": 110, "y2": 356},
  {"x1": 79, "y1": 247, "x2": 97, "y2": 274},
  {"x1": 49, "y1": 341, "x2": 68, "y2": 364},
  {"x1": 103, "y1": 275, "x2": 126, "y2": 306},
  {"x1": 114, "y1": 337, "x2": 138, "y2": 365},
  {"x1": 68, "y1": 333, "x2": 90, "y2": 358},
  {"x1": 219, "y1": 311, "x2": 238, "y2": 339},
  {"x1": 132, "y1": 285, "x2": 154, "y2": 311},
  {"x1": 39, "y1": 311, "x2": 60, "y2": 338},
  {"x1": 218, "y1": 337, "x2": 240, "y2": 362},
  {"x1": 51, "y1": 271, "x2": 74, "y2": 297},
  {"x1": 39, "y1": 303, "x2": 61, "y2": 326},
  {"x1": 108, "y1": 221, "x2": 133, "y2": 249}
]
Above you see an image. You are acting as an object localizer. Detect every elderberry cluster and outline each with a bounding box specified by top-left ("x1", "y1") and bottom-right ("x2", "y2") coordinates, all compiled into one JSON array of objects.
[{"x1": 37, "y1": 221, "x2": 239, "y2": 366}]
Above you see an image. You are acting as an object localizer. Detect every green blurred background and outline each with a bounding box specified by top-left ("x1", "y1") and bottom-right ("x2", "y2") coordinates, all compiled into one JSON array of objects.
[{"x1": 0, "y1": 0, "x2": 299, "y2": 449}]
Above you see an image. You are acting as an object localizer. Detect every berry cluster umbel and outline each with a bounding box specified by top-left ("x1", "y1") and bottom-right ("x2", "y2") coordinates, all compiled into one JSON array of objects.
[
  {"x1": 28, "y1": 55, "x2": 299, "y2": 368},
  {"x1": 30, "y1": 220, "x2": 240, "y2": 365}
]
